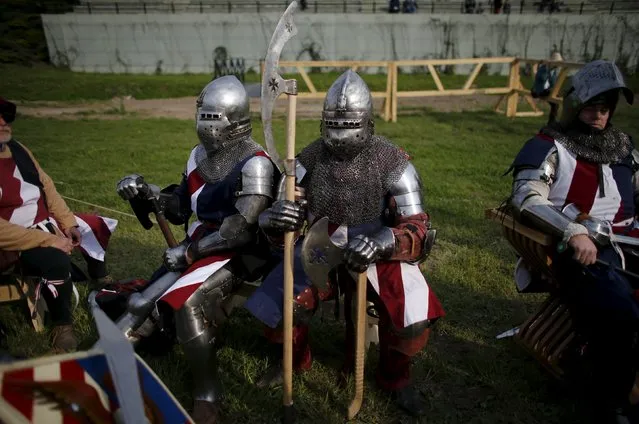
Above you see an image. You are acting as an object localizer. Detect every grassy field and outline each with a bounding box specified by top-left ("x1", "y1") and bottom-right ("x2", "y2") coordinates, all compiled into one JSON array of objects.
[
  {"x1": 1, "y1": 103, "x2": 637, "y2": 424},
  {"x1": 0, "y1": 63, "x2": 535, "y2": 102}
]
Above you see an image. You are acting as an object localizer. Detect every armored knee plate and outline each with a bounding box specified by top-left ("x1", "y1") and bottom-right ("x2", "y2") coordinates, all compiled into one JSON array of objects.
[{"x1": 174, "y1": 267, "x2": 239, "y2": 344}]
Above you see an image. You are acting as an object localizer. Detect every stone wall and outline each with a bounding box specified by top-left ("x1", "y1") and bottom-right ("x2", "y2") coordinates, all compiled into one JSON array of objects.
[{"x1": 41, "y1": 13, "x2": 639, "y2": 75}]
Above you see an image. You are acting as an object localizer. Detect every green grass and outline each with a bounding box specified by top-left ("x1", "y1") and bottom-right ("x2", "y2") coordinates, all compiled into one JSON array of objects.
[{"x1": 1, "y1": 104, "x2": 638, "y2": 423}]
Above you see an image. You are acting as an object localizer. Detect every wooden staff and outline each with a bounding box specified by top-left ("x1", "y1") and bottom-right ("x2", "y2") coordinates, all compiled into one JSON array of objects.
[
  {"x1": 282, "y1": 92, "x2": 297, "y2": 423},
  {"x1": 348, "y1": 271, "x2": 368, "y2": 420}
]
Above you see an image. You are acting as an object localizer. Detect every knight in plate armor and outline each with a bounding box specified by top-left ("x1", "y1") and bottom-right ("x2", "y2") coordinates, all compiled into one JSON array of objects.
[
  {"x1": 508, "y1": 60, "x2": 639, "y2": 423},
  {"x1": 115, "y1": 76, "x2": 278, "y2": 424},
  {"x1": 245, "y1": 70, "x2": 445, "y2": 417}
]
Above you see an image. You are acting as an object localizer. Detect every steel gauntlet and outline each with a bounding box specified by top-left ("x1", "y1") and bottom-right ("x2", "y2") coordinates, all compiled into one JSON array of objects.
[
  {"x1": 343, "y1": 227, "x2": 395, "y2": 273},
  {"x1": 258, "y1": 200, "x2": 306, "y2": 233}
]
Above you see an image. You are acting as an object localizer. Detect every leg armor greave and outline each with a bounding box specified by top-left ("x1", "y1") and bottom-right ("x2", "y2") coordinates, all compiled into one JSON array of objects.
[{"x1": 175, "y1": 267, "x2": 242, "y2": 403}]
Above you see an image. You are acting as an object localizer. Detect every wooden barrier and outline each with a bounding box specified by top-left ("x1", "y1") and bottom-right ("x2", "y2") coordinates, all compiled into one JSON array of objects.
[
  {"x1": 494, "y1": 58, "x2": 584, "y2": 119},
  {"x1": 260, "y1": 57, "x2": 585, "y2": 123},
  {"x1": 391, "y1": 57, "x2": 515, "y2": 122},
  {"x1": 260, "y1": 60, "x2": 393, "y2": 122}
]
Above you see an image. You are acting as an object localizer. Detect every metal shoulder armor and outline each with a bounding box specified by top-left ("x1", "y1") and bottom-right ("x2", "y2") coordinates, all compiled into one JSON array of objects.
[
  {"x1": 238, "y1": 155, "x2": 275, "y2": 198},
  {"x1": 510, "y1": 147, "x2": 558, "y2": 212},
  {"x1": 389, "y1": 162, "x2": 424, "y2": 216}
]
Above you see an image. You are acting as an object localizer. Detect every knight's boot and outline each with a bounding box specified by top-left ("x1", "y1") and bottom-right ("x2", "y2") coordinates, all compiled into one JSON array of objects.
[
  {"x1": 256, "y1": 325, "x2": 312, "y2": 388},
  {"x1": 377, "y1": 323, "x2": 432, "y2": 417},
  {"x1": 181, "y1": 326, "x2": 223, "y2": 424},
  {"x1": 51, "y1": 324, "x2": 78, "y2": 352},
  {"x1": 45, "y1": 276, "x2": 78, "y2": 353}
]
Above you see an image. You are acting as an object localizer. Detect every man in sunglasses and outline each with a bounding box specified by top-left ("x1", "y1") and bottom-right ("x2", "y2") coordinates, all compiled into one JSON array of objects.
[{"x1": 0, "y1": 98, "x2": 116, "y2": 352}]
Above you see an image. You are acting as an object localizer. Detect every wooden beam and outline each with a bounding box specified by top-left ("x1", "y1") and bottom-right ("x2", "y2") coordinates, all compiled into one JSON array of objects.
[
  {"x1": 523, "y1": 95, "x2": 540, "y2": 112},
  {"x1": 515, "y1": 111, "x2": 545, "y2": 117},
  {"x1": 384, "y1": 63, "x2": 392, "y2": 122},
  {"x1": 549, "y1": 68, "x2": 570, "y2": 99},
  {"x1": 462, "y1": 63, "x2": 484, "y2": 90},
  {"x1": 395, "y1": 87, "x2": 510, "y2": 97},
  {"x1": 485, "y1": 208, "x2": 553, "y2": 246},
  {"x1": 506, "y1": 59, "x2": 520, "y2": 117},
  {"x1": 392, "y1": 63, "x2": 398, "y2": 123},
  {"x1": 517, "y1": 58, "x2": 584, "y2": 69},
  {"x1": 296, "y1": 66, "x2": 317, "y2": 94},
  {"x1": 394, "y1": 57, "x2": 515, "y2": 66},
  {"x1": 427, "y1": 64, "x2": 445, "y2": 91},
  {"x1": 279, "y1": 60, "x2": 389, "y2": 67},
  {"x1": 495, "y1": 94, "x2": 507, "y2": 113}
]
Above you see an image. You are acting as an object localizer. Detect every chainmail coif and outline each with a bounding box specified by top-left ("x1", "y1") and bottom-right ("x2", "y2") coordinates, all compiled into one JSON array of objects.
[
  {"x1": 194, "y1": 136, "x2": 263, "y2": 183},
  {"x1": 297, "y1": 135, "x2": 410, "y2": 226},
  {"x1": 541, "y1": 123, "x2": 632, "y2": 164}
]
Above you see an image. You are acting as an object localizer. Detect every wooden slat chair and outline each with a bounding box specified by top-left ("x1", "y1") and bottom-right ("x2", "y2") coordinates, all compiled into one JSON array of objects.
[
  {"x1": 486, "y1": 207, "x2": 576, "y2": 379},
  {"x1": 0, "y1": 254, "x2": 46, "y2": 333}
]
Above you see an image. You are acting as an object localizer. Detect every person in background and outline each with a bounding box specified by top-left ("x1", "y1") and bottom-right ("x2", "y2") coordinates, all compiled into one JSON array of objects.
[{"x1": 0, "y1": 98, "x2": 114, "y2": 352}]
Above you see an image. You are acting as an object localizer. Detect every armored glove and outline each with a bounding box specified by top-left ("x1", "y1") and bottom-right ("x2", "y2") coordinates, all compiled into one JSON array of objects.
[
  {"x1": 343, "y1": 229, "x2": 395, "y2": 273},
  {"x1": 163, "y1": 243, "x2": 191, "y2": 271},
  {"x1": 259, "y1": 200, "x2": 306, "y2": 232},
  {"x1": 116, "y1": 174, "x2": 159, "y2": 201}
]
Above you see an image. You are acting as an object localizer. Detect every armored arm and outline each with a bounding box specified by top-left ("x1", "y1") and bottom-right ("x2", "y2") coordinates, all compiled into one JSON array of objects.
[
  {"x1": 344, "y1": 162, "x2": 433, "y2": 272},
  {"x1": 510, "y1": 147, "x2": 588, "y2": 241},
  {"x1": 258, "y1": 161, "x2": 307, "y2": 237},
  {"x1": 117, "y1": 173, "x2": 192, "y2": 228},
  {"x1": 164, "y1": 156, "x2": 275, "y2": 270}
]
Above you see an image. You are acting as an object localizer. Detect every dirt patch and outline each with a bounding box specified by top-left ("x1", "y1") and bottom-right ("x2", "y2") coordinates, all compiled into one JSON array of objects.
[{"x1": 15, "y1": 94, "x2": 504, "y2": 121}]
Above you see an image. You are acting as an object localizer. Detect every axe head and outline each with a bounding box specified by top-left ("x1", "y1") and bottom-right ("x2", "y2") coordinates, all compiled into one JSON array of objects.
[{"x1": 301, "y1": 217, "x2": 345, "y2": 292}]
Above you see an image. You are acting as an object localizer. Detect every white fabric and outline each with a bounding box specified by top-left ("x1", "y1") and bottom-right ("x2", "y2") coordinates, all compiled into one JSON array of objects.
[{"x1": 10, "y1": 165, "x2": 41, "y2": 227}]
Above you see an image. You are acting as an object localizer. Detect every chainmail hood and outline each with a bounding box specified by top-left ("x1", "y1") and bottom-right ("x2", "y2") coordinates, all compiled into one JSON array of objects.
[
  {"x1": 194, "y1": 136, "x2": 262, "y2": 183},
  {"x1": 297, "y1": 135, "x2": 409, "y2": 226},
  {"x1": 541, "y1": 123, "x2": 632, "y2": 164}
]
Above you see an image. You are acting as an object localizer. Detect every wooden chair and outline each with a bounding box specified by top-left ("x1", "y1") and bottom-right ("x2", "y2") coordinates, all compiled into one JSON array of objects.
[
  {"x1": 486, "y1": 206, "x2": 576, "y2": 379},
  {"x1": 0, "y1": 266, "x2": 46, "y2": 333}
]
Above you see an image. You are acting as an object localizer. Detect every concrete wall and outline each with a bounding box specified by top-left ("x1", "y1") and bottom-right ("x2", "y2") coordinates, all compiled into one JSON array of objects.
[{"x1": 41, "y1": 13, "x2": 639, "y2": 75}]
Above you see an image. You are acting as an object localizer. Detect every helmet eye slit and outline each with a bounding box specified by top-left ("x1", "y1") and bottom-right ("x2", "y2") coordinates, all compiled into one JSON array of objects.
[{"x1": 324, "y1": 119, "x2": 363, "y2": 129}]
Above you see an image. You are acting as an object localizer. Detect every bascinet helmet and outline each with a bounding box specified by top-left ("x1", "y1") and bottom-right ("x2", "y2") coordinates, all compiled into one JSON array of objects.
[
  {"x1": 321, "y1": 70, "x2": 374, "y2": 160},
  {"x1": 559, "y1": 60, "x2": 634, "y2": 127},
  {"x1": 196, "y1": 75, "x2": 251, "y2": 155}
]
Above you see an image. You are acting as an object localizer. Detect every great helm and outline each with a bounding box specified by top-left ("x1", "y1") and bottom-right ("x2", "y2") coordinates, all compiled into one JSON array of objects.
[
  {"x1": 321, "y1": 70, "x2": 374, "y2": 160},
  {"x1": 559, "y1": 60, "x2": 634, "y2": 127},
  {"x1": 195, "y1": 75, "x2": 251, "y2": 155}
]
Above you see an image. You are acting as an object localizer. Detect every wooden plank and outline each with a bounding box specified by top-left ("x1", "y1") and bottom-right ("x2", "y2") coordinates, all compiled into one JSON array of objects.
[
  {"x1": 296, "y1": 66, "x2": 317, "y2": 94},
  {"x1": 384, "y1": 63, "x2": 392, "y2": 122},
  {"x1": 394, "y1": 57, "x2": 515, "y2": 66},
  {"x1": 279, "y1": 60, "x2": 389, "y2": 67},
  {"x1": 494, "y1": 94, "x2": 507, "y2": 113},
  {"x1": 392, "y1": 63, "x2": 398, "y2": 123},
  {"x1": 485, "y1": 208, "x2": 553, "y2": 246},
  {"x1": 517, "y1": 58, "x2": 584, "y2": 69},
  {"x1": 549, "y1": 68, "x2": 570, "y2": 99},
  {"x1": 515, "y1": 111, "x2": 545, "y2": 117},
  {"x1": 0, "y1": 284, "x2": 24, "y2": 302},
  {"x1": 293, "y1": 91, "x2": 388, "y2": 99},
  {"x1": 462, "y1": 63, "x2": 484, "y2": 90},
  {"x1": 506, "y1": 59, "x2": 520, "y2": 117},
  {"x1": 395, "y1": 87, "x2": 510, "y2": 97},
  {"x1": 426, "y1": 64, "x2": 445, "y2": 91}
]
